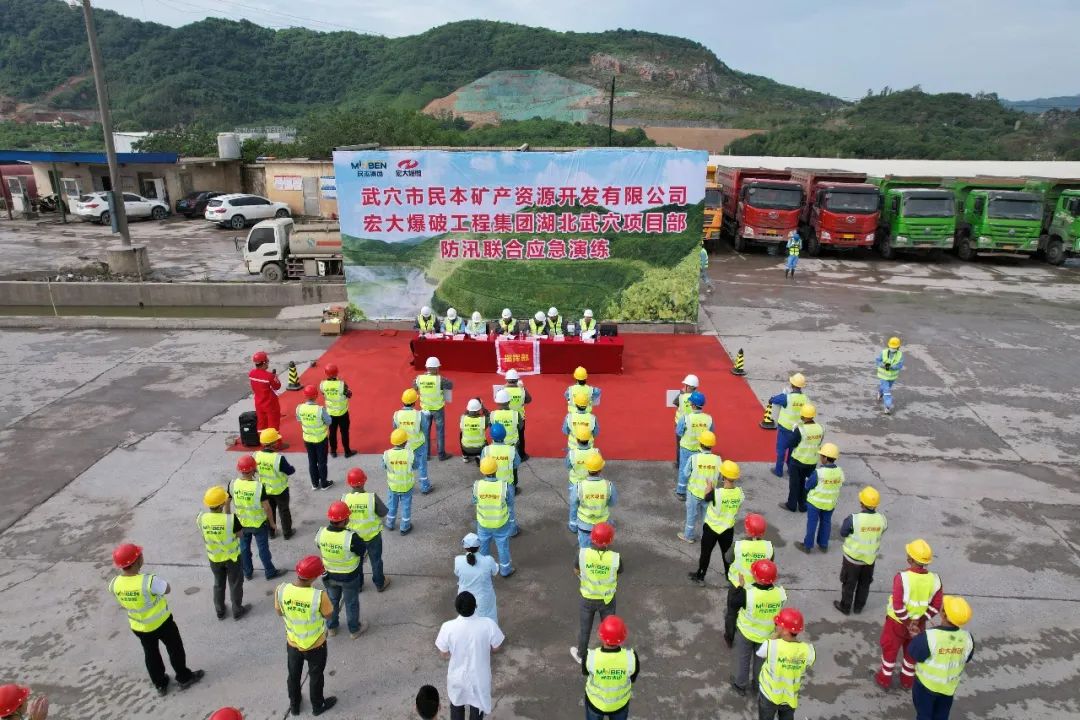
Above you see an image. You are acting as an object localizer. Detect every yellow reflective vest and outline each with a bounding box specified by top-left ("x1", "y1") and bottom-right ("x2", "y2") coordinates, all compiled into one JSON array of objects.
[
  {"x1": 758, "y1": 638, "x2": 816, "y2": 709},
  {"x1": 776, "y1": 392, "x2": 808, "y2": 432},
  {"x1": 230, "y1": 477, "x2": 266, "y2": 528},
  {"x1": 679, "y1": 412, "x2": 713, "y2": 451},
  {"x1": 565, "y1": 411, "x2": 596, "y2": 449},
  {"x1": 394, "y1": 407, "x2": 426, "y2": 451},
  {"x1": 460, "y1": 414, "x2": 486, "y2": 449},
  {"x1": 480, "y1": 443, "x2": 515, "y2": 485},
  {"x1": 109, "y1": 573, "x2": 171, "y2": 633},
  {"x1": 319, "y1": 379, "x2": 348, "y2": 417},
  {"x1": 316, "y1": 527, "x2": 361, "y2": 575},
  {"x1": 383, "y1": 446, "x2": 415, "y2": 493},
  {"x1": 503, "y1": 385, "x2": 526, "y2": 417},
  {"x1": 415, "y1": 373, "x2": 445, "y2": 411},
  {"x1": 915, "y1": 628, "x2": 973, "y2": 696},
  {"x1": 727, "y1": 539, "x2": 773, "y2": 588},
  {"x1": 197, "y1": 511, "x2": 239, "y2": 562},
  {"x1": 474, "y1": 479, "x2": 509, "y2": 529},
  {"x1": 790, "y1": 421, "x2": 824, "y2": 465},
  {"x1": 886, "y1": 570, "x2": 942, "y2": 622},
  {"x1": 297, "y1": 402, "x2": 329, "y2": 443},
  {"x1": 842, "y1": 511, "x2": 888, "y2": 565},
  {"x1": 704, "y1": 486, "x2": 743, "y2": 534},
  {"x1": 579, "y1": 548, "x2": 620, "y2": 603},
  {"x1": 585, "y1": 647, "x2": 635, "y2": 713},
  {"x1": 687, "y1": 452, "x2": 721, "y2": 499},
  {"x1": 342, "y1": 491, "x2": 381, "y2": 541},
  {"x1": 254, "y1": 450, "x2": 288, "y2": 495},
  {"x1": 577, "y1": 478, "x2": 611, "y2": 526},
  {"x1": 277, "y1": 583, "x2": 325, "y2": 650},
  {"x1": 490, "y1": 408, "x2": 520, "y2": 446},
  {"x1": 807, "y1": 465, "x2": 844, "y2": 511},
  {"x1": 737, "y1": 584, "x2": 787, "y2": 643}
]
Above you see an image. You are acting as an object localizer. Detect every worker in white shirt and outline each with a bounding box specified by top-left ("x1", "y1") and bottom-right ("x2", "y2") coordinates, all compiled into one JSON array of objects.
[{"x1": 435, "y1": 591, "x2": 504, "y2": 720}]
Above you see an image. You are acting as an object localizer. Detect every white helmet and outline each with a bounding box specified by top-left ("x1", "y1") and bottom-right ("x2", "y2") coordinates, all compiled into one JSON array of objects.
[
  {"x1": 683, "y1": 374, "x2": 699, "y2": 387},
  {"x1": 548, "y1": 306, "x2": 558, "y2": 317},
  {"x1": 421, "y1": 306, "x2": 432, "y2": 317},
  {"x1": 471, "y1": 311, "x2": 482, "y2": 321},
  {"x1": 505, "y1": 369, "x2": 520, "y2": 381},
  {"x1": 446, "y1": 308, "x2": 457, "y2": 320},
  {"x1": 466, "y1": 398, "x2": 482, "y2": 412},
  {"x1": 425, "y1": 356, "x2": 441, "y2": 369},
  {"x1": 495, "y1": 389, "x2": 510, "y2": 404},
  {"x1": 501, "y1": 308, "x2": 512, "y2": 319},
  {"x1": 534, "y1": 311, "x2": 545, "y2": 321},
  {"x1": 583, "y1": 309, "x2": 594, "y2": 318}
]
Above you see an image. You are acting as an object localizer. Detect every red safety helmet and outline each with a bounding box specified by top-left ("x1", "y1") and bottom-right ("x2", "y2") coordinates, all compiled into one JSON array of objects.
[
  {"x1": 597, "y1": 615, "x2": 628, "y2": 646},
  {"x1": 112, "y1": 543, "x2": 142, "y2": 569},
  {"x1": 774, "y1": 607, "x2": 805, "y2": 635},
  {"x1": 252, "y1": 350, "x2": 268, "y2": 365},
  {"x1": 324, "y1": 364, "x2": 339, "y2": 378},
  {"x1": 750, "y1": 559, "x2": 777, "y2": 585},
  {"x1": 303, "y1": 384, "x2": 318, "y2": 399},
  {"x1": 744, "y1": 513, "x2": 767, "y2": 537},
  {"x1": 0, "y1": 684, "x2": 31, "y2": 716},
  {"x1": 590, "y1": 522, "x2": 615, "y2": 548},
  {"x1": 236, "y1": 455, "x2": 257, "y2": 474},
  {"x1": 295, "y1": 555, "x2": 325, "y2": 580},
  {"x1": 327, "y1": 501, "x2": 351, "y2": 523},
  {"x1": 346, "y1": 468, "x2": 367, "y2": 487},
  {"x1": 209, "y1": 709, "x2": 244, "y2": 720}
]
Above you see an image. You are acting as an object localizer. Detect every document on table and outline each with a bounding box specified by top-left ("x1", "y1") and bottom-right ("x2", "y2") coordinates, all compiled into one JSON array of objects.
[{"x1": 665, "y1": 389, "x2": 681, "y2": 406}]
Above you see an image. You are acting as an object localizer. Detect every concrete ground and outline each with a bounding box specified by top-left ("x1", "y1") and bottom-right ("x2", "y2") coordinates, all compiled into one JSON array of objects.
[{"x1": 1, "y1": 249, "x2": 1079, "y2": 719}]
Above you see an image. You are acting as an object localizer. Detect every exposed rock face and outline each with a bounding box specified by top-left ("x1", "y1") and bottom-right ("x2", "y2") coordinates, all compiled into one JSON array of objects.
[{"x1": 589, "y1": 53, "x2": 731, "y2": 94}]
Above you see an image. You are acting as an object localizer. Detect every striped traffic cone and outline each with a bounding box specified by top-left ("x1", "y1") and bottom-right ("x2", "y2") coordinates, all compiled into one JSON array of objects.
[
  {"x1": 730, "y1": 348, "x2": 746, "y2": 376},
  {"x1": 286, "y1": 361, "x2": 302, "y2": 390},
  {"x1": 759, "y1": 403, "x2": 777, "y2": 429}
]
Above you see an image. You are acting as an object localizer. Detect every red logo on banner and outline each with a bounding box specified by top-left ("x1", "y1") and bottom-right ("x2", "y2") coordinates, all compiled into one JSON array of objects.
[{"x1": 397, "y1": 159, "x2": 419, "y2": 170}]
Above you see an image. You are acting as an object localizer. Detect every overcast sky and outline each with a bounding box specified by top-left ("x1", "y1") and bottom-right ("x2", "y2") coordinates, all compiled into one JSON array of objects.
[{"x1": 92, "y1": 0, "x2": 1077, "y2": 100}]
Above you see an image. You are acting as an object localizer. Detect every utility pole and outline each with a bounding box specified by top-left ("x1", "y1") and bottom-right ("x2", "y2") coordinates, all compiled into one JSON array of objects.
[{"x1": 607, "y1": 76, "x2": 616, "y2": 146}]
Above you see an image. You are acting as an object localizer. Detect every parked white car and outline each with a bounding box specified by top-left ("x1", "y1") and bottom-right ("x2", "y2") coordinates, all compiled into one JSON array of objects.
[
  {"x1": 73, "y1": 191, "x2": 169, "y2": 224},
  {"x1": 205, "y1": 193, "x2": 291, "y2": 229}
]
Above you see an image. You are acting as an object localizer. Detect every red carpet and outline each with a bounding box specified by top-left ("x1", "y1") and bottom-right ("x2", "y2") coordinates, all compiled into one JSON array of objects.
[{"x1": 233, "y1": 330, "x2": 774, "y2": 462}]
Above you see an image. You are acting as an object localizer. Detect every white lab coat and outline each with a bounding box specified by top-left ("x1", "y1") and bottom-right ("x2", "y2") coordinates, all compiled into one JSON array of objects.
[
  {"x1": 455, "y1": 553, "x2": 499, "y2": 624},
  {"x1": 435, "y1": 615, "x2": 505, "y2": 713}
]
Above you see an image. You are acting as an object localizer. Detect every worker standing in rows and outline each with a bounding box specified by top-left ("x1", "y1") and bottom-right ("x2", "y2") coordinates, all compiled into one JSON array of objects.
[
  {"x1": 877, "y1": 336, "x2": 904, "y2": 415},
  {"x1": 383, "y1": 429, "x2": 419, "y2": 535},
  {"x1": 490, "y1": 390, "x2": 521, "y2": 465},
  {"x1": 723, "y1": 514, "x2": 773, "y2": 645},
  {"x1": 474, "y1": 457, "x2": 515, "y2": 577},
  {"x1": 678, "y1": 431, "x2": 721, "y2": 543},
  {"x1": 565, "y1": 366, "x2": 601, "y2": 412},
  {"x1": 342, "y1": 468, "x2": 391, "y2": 592},
  {"x1": 730, "y1": 559, "x2": 786, "y2": 697},
  {"x1": 779, "y1": 404, "x2": 823, "y2": 513},
  {"x1": 797, "y1": 442, "x2": 844, "y2": 553},
  {"x1": 319, "y1": 364, "x2": 356, "y2": 459},
  {"x1": 502, "y1": 369, "x2": 531, "y2": 460},
  {"x1": 768, "y1": 373, "x2": 808, "y2": 479},
  {"x1": 757, "y1": 608, "x2": 815, "y2": 719},
  {"x1": 466, "y1": 311, "x2": 486, "y2": 337},
  {"x1": 582, "y1": 615, "x2": 638, "y2": 720},
  {"x1": 566, "y1": 428, "x2": 602, "y2": 534},
  {"x1": 416, "y1": 356, "x2": 453, "y2": 461},
  {"x1": 109, "y1": 544, "x2": 205, "y2": 696},
  {"x1": 571, "y1": 453, "x2": 616, "y2": 550},
  {"x1": 255, "y1": 428, "x2": 296, "y2": 540},
  {"x1": 415, "y1": 306, "x2": 438, "y2": 333},
  {"x1": 910, "y1": 596, "x2": 974, "y2": 720},
  {"x1": 670, "y1": 374, "x2": 699, "y2": 467},
  {"x1": 482, "y1": 424, "x2": 520, "y2": 532},
  {"x1": 317, "y1": 501, "x2": 368, "y2": 640},
  {"x1": 783, "y1": 230, "x2": 802, "y2": 280},
  {"x1": 675, "y1": 392, "x2": 713, "y2": 500},
  {"x1": 572, "y1": 522, "x2": 621, "y2": 665},
  {"x1": 443, "y1": 308, "x2": 463, "y2": 335},
  {"x1": 197, "y1": 485, "x2": 250, "y2": 620},
  {"x1": 394, "y1": 389, "x2": 430, "y2": 494},
  {"x1": 835, "y1": 486, "x2": 887, "y2": 616},
  {"x1": 231, "y1": 456, "x2": 283, "y2": 581},
  {"x1": 249, "y1": 350, "x2": 281, "y2": 432},
  {"x1": 564, "y1": 390, "x2": 599, "y2": 450},
  {"x1": 459, "y1": 398, "x2": 489, "y2": 465},
  {"x1": 296, "y1": 385, "x2": 332, "y2": 490},
  {"x1": 876, "y1": 539, "x2": 943, "y2": 691},
  {"x1": 688, "y1": 459, "x2": 743, "y2": 586},
  {"x1": 498, "y1": 308, "x2": 517, "y2": 335},
  {"x1": 276, "y1": 556, "x2": 336, "y2": 717}
]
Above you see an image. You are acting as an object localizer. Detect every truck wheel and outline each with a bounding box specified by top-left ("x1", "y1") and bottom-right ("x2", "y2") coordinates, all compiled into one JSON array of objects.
[
  {"x1": 261, "y1": 263, "x2": 284, "y2": 282},
  {"x1": 733, "y1": 235, "x2": 747, "y2": 253},
  {"x1": 275, "y1": 209, "x2": 291, "y2": 219},
  {"x1": 1045, "y1": 238, "x2": 1066, "y2": 266},
  {"x1": 957, "y1": 236, "x2": 976, "y2": 261},
  {"x1": 878, "y1": 235, "x2": 895, "y2": 260},
  {"x1": 229, "y1": 214, "x2": 247, "y2": 230},
  {"x1": 806, "y1": 231, "x2": 821, "y2": 256}
]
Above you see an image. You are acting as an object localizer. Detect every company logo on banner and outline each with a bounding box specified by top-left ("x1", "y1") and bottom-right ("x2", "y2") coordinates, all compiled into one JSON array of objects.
[{"x1": 495, "y1": 338, "x2": 540, "y2": 375}]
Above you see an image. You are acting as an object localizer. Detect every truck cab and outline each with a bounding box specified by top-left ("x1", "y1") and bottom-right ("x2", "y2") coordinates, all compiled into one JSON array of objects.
[
  {"x1": 952, "y1": 180, "x2": 1043, "y2": 261},
  {"x1": 790, "y1": 169, "x2": 880, "y2": 255},
  {"x1": 1023, "y1": 178, "x2": 1080, "y2": 265},
  {"x1": 716, "y1": 166, "x2": 802, "y2": 252},
  {"x1": 238, "y1": 218, "x2": 343, "y2": 281},
  {"x1": 871, "y1": 177, "x2": 956, "y2": 260},
  {"x1": 703, "y1": 164, "x2": 722, "y2": 249}
]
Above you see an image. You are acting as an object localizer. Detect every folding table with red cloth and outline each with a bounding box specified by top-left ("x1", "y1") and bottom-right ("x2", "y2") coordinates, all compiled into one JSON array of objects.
[{"x1": 410, "y1": 335, "x2": 624, "y2": 374}]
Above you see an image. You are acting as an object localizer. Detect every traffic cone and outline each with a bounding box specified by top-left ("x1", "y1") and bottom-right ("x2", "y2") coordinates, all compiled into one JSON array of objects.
[
  {"x1": 759, "y1": 403, "x2": 777, "y2": 429},
  {"x1": 286, "y1": 361, "x2": 302, "y2": 391},
  {"x1": 730, "y1": 348, "x2": 746, "y2": 376}
]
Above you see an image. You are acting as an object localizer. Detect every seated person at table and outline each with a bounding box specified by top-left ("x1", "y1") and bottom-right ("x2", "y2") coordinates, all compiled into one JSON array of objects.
[
  {"x1": 498, "y1": 308, "x2": 517, "y2": 336},
  {"x1": 579, "y1": 309, "x2": 598, "y2": 339},
  {"x1": 466, "y1": 311, "x2": 487, "y2": 337},
  {"x1": 415, "y1": 306, "x2": 439, "y2": 334},
  {"x1": 528, "y1": 311, "x2": 549, "y2": 337},
  {"x1": 546, "y1": 307, "x2": 564, "y2": 336},
  {"x1": 442, "y1": 308, "x2": 463, "y2": 335}
]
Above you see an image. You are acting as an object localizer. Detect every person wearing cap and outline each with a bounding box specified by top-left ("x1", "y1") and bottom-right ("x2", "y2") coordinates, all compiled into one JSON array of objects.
[
  {"x1": 877, "y1": 336, "x2": 904, "y2": 415},
  {"x1": 249, "y1": 350, "x2": 282, "y2": 432},
  {"x1": 197, "y1": 485, "x2": 250, "y2": 621},
  {"x1": 456, "y1": 532, "x2": 500, "y2": 623},
  {"x1": 670, "y1": 374, "x2": 699, "y2": 467},
  {"x1": 320, "y1": 364, "x2": 356, "y2": 459},
  {"x1": 546, "y1": 306, "x2": 564, "y2": 336},
  {"x1": 729, "y1": 559, "x2": 787, "y2": 697},
  {"x1": 435, "y1": 591, "x2": 505, "y2": 720},
  {"x1": 0, "y1": 685, "x2": 48, "y2": 720},
  {"x1": 481, "y1": 423, "x2": 521, "y2": 531},
  {"x1": 768, "y1": 373, "x2": 809, "y2": 479},
  {"x1": 779, "y1": 404, "x2": 823, "y2": 513},
  {"x1": 572, "y1": 522, "x2": 623, "y2": 664},
  {"x1": 108, "y1": 544, "x2": 205, "y2": 696},
  {"x1": 909, "y1": 596, "x2": 974, "y2": 720},
  {"x1": 757, "y1": 607, "x2": 815, "y2": 719},
  {"x1": 473, "y1": 457, "x2": 515, "y2": 576},
  {"x1": 566, "y1": 428, "x2": 602, "y2": 534},
  {"x1": 230, "y1": 456, "x2": 283, "y2": 581},
  {"x1": 675, "y1": 391, "x2": 713, "y2": 500},
  {"x1": 443, "y1": 307, "x2": 463, "y2": 335},
  {"x1": 275, "y1": 556, "x2": 337, "y2": 717},
  {"x1": 678, "y1": 430, "x2": 721, "y2": 543},
  {"x1": 416, "y1": 306, "x2": 439, "y2": 334},
  {"x1": 722, "y1": 514, "x2": 774, "y2": 643},
  {"x1": 502, "y1": 368, "x2": 532, "y2": 460},
  {"x1": 582, "y1": 615, "x2": 639, "y2": 720},
  {"x1": 835, "y1": 486, "x2": 887, "y2": 615},
  {"x1": 564, "y1": 366, "x2": 601, "y2": 413},
  {"x1": 384, "y1": 429, "x2": 420, "y2": 535},
  {"x1": 255, "y1": 428, "x2": 297, "y2": 540},
  {"x1": 415, "y1": 356, "x2": 454, "y2": 461},
  {"x1": 296, "y1": 384, "x2": 333, "y2": 490},
  {"x1": 395, "y1": 388, "x2": 431, "y2": 493},
  {"x1": 570, "y1": 453, "x2": 617, "y2": 550},
  {"x1": 466, "y1": 311, "x2": 487, "y2": 338},
  {"x1": 578, "y1": 309, "x2": 598, "y2": 340},
  {"x1": 797, "y1": 442, "x2": 844, "y2": 553},
  {"x1": 342, "y1": 468, "x2": 390, "y2": 592},
  {"x1": 490, "y1": 388, "x2": 521, "y2": 459},
  {"x1": 563, "y1": 390, "x2": 599, "y2": 450},
  {"x1": 415, "y1": 685, "x2": 441, "y2": 719},
  {"x1": 316, "y1": 501, "x2": 368, "y2": 639},
  {"x1": 459, "y1": 397, "x2": 490, "y2": 465},
  {"x1": 497, "y1": 308, "x2": 517, "y2": 336},
  {"x1": 688, "y1": 460, "x2": 743, "y2": 585},
  {"x1": 876, "y1": 538, "x2": 944, "y2": 691}
]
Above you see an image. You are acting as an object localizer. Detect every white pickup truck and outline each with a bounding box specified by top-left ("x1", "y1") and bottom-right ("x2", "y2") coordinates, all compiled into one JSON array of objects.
[{"x1": 237, "y1": 218, "x2": 344, "y2": 281}]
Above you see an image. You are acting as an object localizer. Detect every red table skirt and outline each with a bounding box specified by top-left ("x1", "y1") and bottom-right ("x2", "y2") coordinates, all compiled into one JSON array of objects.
[{"x1": 411, "y1": 335, "x2": 624, "y2": 374}]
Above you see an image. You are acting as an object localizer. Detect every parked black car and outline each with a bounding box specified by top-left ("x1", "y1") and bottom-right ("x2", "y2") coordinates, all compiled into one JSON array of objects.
[{"x1": 176, "y1": 190, "x2": 223, "y2": 218}]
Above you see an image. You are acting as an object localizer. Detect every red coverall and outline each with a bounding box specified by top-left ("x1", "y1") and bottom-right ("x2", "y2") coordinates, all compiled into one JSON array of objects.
[
  {"x1": 249, "y1": 367, "x2": 281, "y2": 431},
  {"x1": 875, "y1": 567, "x2": 943, "y2": 690}
]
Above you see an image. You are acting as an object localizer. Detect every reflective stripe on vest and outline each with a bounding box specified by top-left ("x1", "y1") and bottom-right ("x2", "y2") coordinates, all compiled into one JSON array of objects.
[
  {"x1": 197, "y1": 511, "x2": 240, "y2": 562},
  {"x1": 679, "y1": 412, "x2": 712, "y2": 451},
  {"x1": 790, "y1": 421, "x2": 824, "y2": 465},
  {"x1": 482, "y1": 443, "x2": 515, "y2": 484},
  {"x1": 297, "y1": 403, "x2": 329, "y2": 443},
  {"x1": 727, "y1": 539, "x2": 773, "y2": 588},
  {"x1": 417, "y1": 315, "x2": 436, "y2": 332},
  {"x1": 568, "y1": 445, "x2": 597, "y2": 484},
  {"x1": 566, "y1": 412, "x2": 596, "y2": 449},
  {"x1": 460, "y1": 414, "x2": 486, "y2": 448},
  {"x1": 687, "y1": 452, "x2": 720, "y2": 499},
  {"x1": 549, "y1": 316, "x2": 563, "y2": 335},
  {"x1": 577, "y1": 478, "x2": 611, "y2": 525},
  {"x1": 579, "y1": 548, "x2": 619, "y2": 603},
  {"x1": 230, "y1": 477, "x2": 265, "y2": 528},
  {"x1": 807, "y1": 465, "x2": 844, "y2": 511},
  {"x1": 915, "y1": 629, "x2": 973, "y2": 696},
  {"x1": 320, "y1": 379, "x2": 348, "y2": 417},
  {"x1": 109, "y1": 573, "x2": 171, "y2": 632},
  {"x1": 498, "y1": 319, "x2": 515, "y2": 334},
  {"x1": 737, "y1": 585, "x2": 788, "y2": 643},
  {"x1": 277, "y1": 583, "x2": 325, "y2": 650},
  {"x1": 566, "y1": 383, "x2": 595, "y2": 413},
  {"x1": 383, "y1": 447, "x2": 415, "y2": 493},
  {"x1": 474, "y1": 479, "x2": 509, "y2": 529},
  {"x1": 586, "y1": 648, "x2": 635, "y2": 713},
  {"x1": 705, "y1": 486, "x2": 744, "y2": 533},
  {"x1": 316, "y1": 527, "x2": 360, "y2": 574},
  {"x1": 394, "y1": 408, "x2": 426, "y2": 450},
  {"x1": 777, "y1": 392, "x2": 808, "y2": 431},
  {"x1": 342, "y1": 491, "x2": 381, "y2": 541},
  {"x1": 674, "y1": 392, "x2": 693, "y2": 426},
  {"x1": 842, "y1": 512, "x2": 888, "y2": 565},
  {"x1": 758, "y1": 639, "x2": 815, "y2": 709},
  {"x1": 504, "y1": 385, "x2": 526, "y2": 416},
  {"x1": 788, "y1": 244, "x2": 801, "y2": 257},
  {"x1": 444, "y1": 317, "x2": 462, "y2": 334},
  {"x1": 580, "y1": 318, "x2": 596, "y2": 335},
  {"x1": 886, "y1": 571, "x2": 941, "y2": 621},
  {"x1": 490, "y1": 409, "x2": 520, "y2": 445},
  {"x1": 466, "y1": 320, "x2": 485, "y2": 335},
  {"x1": 878, "y1": 349, "x2": 902, "y2": 381},
  {"x1": 415, "y1": 374, "x2": 444, "y2": 411},
  {"x1": 529, "y1": 318, "x2": 546, "y2": 335},
  {"x1": 254, "y1": 450, "x2": 288, "y2": 495}
]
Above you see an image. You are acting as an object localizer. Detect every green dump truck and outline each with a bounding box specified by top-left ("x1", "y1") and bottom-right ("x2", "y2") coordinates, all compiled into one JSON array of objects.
[
  {"x1": 1024, "y1": 178, "x2": 1080, "y2": 265},
  {"x1": 951, "y1": 179, "x2": 1044, "y2": 261},
  {"x1": 870, "y1": 176, "x2": 956, "y2": 260}
]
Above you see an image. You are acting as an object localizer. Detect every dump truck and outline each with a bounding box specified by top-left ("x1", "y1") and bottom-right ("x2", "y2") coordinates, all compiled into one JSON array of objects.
[
  {"x1": 869, "y1": 176, "x2": 956, "y2": 260},
  {"x1": 238, "y1": 218, "x2": 343, "y2": 281},
  {"x1": 714, "y1": 166, "x2": 803, "y2": 252},
  {"x1": 703, "y1": 164, "x2": 722, "y2": 250},
  {"x1": 951, "y1": 179, "x2": 1043, "y2": 261},
  {"x1": 1024, "y1": 178, "x2": 1080, "y2": 265},
  {"x1": 790, "y1": 169, "x2": 880, "y2": 255}
]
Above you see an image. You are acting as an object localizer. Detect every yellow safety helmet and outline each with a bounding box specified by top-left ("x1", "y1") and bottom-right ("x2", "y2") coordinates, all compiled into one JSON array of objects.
[
  {"x1": 479, "y1": 457, "x2": 498, "y2": 476},
  {"x1": 259, "y1": 427, "x2": 281, "y2": 445},
  {"x1": 888, "y1": 336, "x2": 902, "y2": 350},
  {"x1": 698, "y1": 430, "x2": 716, "y2": 448},
  {"x1": 573, "y1": 427, "x2": 593, "y2": 443},
  {"x1": 573, "y1": 389, "x2": 590, "y2": 407},
  {"x1": 585, "y1": 452, "x2": 605, "y2": 472},
  {"x1": 858, "y1": 486, "x2": 880, "y2": 509},
  {"x1": 788, "y1": 373, "x2": 806, "y2": 388},
  {"x1": 720, "y1": 460, "x2": 740, "y2": 480},
  {"x1": 819, "y1": 442, "x2": 839, "y2": 460},
  {"x1": 942, "y1": 595, "x2": 972, "y2": 627},
  {"x1": 203, "y1": 485, "x2": 229, "y2": 508},
  {"x1": 573, "y1": 366, "x2": 588, "y2": 381},
  {"x1": 390, "y1": 428, "x2": 408, "y2": 446},
  {"x1": 800, "y1": 403, "x2": 817, "y2": 420},
  {"x1": 905, "y1": 538, "x2": 933, "y2": 565},
  {"x1": 401, "y1": 388, "x2": 419, "y2": 405}
]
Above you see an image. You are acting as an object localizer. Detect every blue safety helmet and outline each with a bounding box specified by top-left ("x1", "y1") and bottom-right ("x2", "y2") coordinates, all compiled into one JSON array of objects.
[
  {"x1": 490, "y1": 423, "x2": 506, "y2": 441},
  {"x1": 689, "y1": 391, "x2": 706, "y2": 407}
]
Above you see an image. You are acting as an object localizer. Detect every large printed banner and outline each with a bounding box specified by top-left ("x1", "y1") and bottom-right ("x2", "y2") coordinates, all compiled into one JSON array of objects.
[
  {"x1": 495, "y1": 338, "x2": 540, "y2": 376},
  {"x1": 333, "y1": 148, "x2": 707, "y2": 321}
]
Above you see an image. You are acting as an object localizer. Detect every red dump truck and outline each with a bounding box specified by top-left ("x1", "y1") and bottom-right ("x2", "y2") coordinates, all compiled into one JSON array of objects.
[
  {"x1": 715, "y1": 166, "x2": 804, "y2": 252},
  {"x1": 790, "y1": 169, "x2": 881, "y2": 255}
]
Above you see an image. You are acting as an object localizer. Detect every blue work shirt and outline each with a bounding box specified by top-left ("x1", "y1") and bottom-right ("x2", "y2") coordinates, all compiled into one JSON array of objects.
[
  {"x1": 803, "y1": 462, "x2": 837, "y2": 491},
  {"x1": 768, "y1": 392, "x2": 793, "y2": 408},
  {"x1": 563, "y1": 414, "x2": 600, "y2": 437},
  {"x1": 568, "y1": 479, "x2": 618, "y2": 521},
  {"x1": 908, "y1": 626, "x2": 974, "y2": 666},
  {"x1": 876, "y1": 350, "x2": 904, "y2": 372},
  {"x1": 675, "y1": 414, "x2": 714, "y2": 439}
]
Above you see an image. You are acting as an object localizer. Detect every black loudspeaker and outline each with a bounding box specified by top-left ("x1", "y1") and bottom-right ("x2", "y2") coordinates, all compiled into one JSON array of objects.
[
  {"x1": 599, "y1": 323, "x2": 618, "y2": 337},
  {"x1": 239, "y1": 411, "x2": 261, "y2": 447}
]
